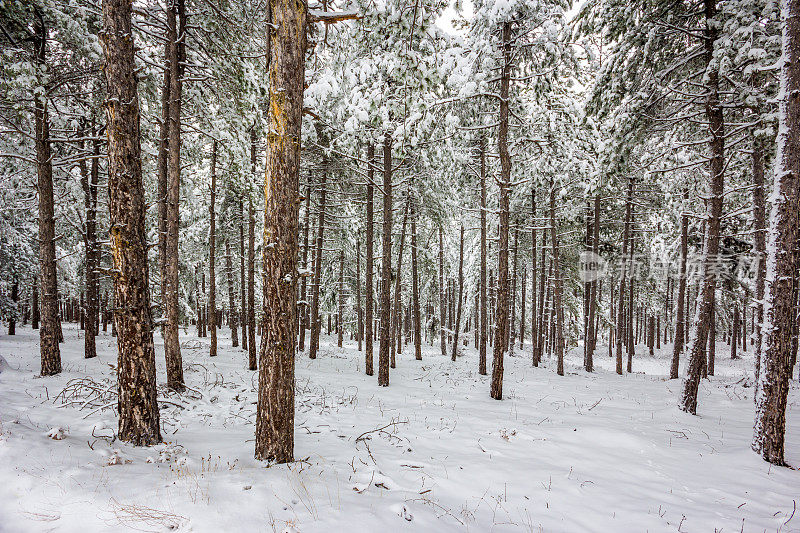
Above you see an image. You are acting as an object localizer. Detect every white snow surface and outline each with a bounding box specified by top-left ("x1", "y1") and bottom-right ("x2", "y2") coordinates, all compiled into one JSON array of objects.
[{"x1": 0, "y1": 324, "x2": 798, "y2": 532}]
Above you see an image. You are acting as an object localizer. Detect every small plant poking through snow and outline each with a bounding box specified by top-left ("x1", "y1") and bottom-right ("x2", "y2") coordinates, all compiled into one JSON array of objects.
[
  {"x1": 47, "y1": 427, "x2": 66, "y2": 440},
  {"x1": 499, "y1": 428, "x2": 517, "y2": 441},
  {"x1": 106, "y1": 449, "x2": 132, "y2": 466}
]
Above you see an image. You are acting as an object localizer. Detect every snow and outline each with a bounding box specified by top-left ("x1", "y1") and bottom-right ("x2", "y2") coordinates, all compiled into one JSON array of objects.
[{"x1": 0, "y1": 324, "x2": 797, "y2": 532}]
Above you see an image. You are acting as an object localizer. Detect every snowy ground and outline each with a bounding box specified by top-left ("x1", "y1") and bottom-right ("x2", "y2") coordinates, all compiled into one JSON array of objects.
[{"x1": 0, "y1": 324, "x2": 798, "y2": 533}]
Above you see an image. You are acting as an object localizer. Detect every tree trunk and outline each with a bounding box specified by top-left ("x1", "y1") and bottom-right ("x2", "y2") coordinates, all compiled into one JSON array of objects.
[
  {"x1": 8, "y1": 279, "x2": 18, "y2": 335},
  {"x1": 309, "y1": 126, "x2": 327, "y2": 360},
  {"x1": 536, "y1": 227, "x2": 547, "y2": 366},
  {"x1": 248, "y1": 129, "x2": 257, "y2": 370},
  {"x1": 33, "y1": 12, "x2": 61, "y2": 376},
  {"x1": 670, "y1": 188, "x2": 689, "y2": 379},
  {"x1": 616, "y1": 177, "x2": 634, "y2": 375},
  {"x1": 80, "y1": 127, "x2": 99, "y2": 359},
  {"x1": 509, "y1": 228, "x2": 518, "y2": 355},
  {"x1": 752, "y1": 0, "x2": 799, "y2": 464},
  {"x1": 679, "y1": 0, "x2": 726, "y2": 414},
  {"x1": 530, "y1": 188, "x2": 538, "y2": 366},
  {"x1": 338, "y1": 249, "x2": 344, "y2": 347},
  {"x1": 452, "y1": 224, "x2": 465, "y2": 360},
  {"x1": 479, "y1": 137, "x2": 488, "y2": 374},
  {"x1": 731, "y1": 303, "x2": 739, "y2": 360},
  {"x1": 391, "y1": 198, "x2": 410, "y2": 366},
  {"x1": 438, "y1": 225, "x2": 447, "y2": 357},
  {"x1": 356, "y1": 238, "x2": 362, "y2": 351},
  {"x1": 752, "y1": 136, "x2": 767, "y2": 387},
  {"x1": 209, "y1": 140, "x2": 218, "y2": 357},
  {"x1": 549, "y1": 181, "x2": 565, "y2": 376},
  {"x1": 32, "y1": 276, "x2": 39, "y2": 330},
  {"x1": 409, "y1": 201, "x2": 422, "y2": 361},
  {"x1": 490, "y1": 21, "x2": 512, "y2": 399},
  {"x1": 586, "y1": 194, "x2": 600, "y2": 370},
  {"x1": 411, "y1": 204, "x2": 422, "y2": 361},
  {"x1": 157, "y1": 10, "x2": 171, "y2": 324},
  {"x1": 240, "y1": 198, "x2": 248, "y2": 352},
  {"x1": 226, "y1": 239, "x2": 239, "y2": 347},
  {"x1": 298, "y1": 185, "x2": 311, "y2": 351},
  {"x1": 101, "y1": 0, "x2": 162, "y2": 444},
  {"x1": 163, "y1": 0, "x2": 185, "y2": 390},
  {"x1": 707, "y1": 294, "x2": 716, "y2": 376},
  {"x1": 365, "y1": 144, "x2": 375, "y2": 375},
  {"x1": 254, "y1": 0, "x2": 299, "y2": 464},
  {"x1": 378, "y1": 133, "x2": 393, "y2": 386}
]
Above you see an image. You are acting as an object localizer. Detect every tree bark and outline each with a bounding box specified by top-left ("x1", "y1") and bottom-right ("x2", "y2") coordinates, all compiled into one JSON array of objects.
[
  {"x1": 254, "y1": 0, "x2": 299, "y2": 464},
  {"x1": 248, "y1": 129, "x2": 257, "y2": 370},
  {"x1": 163, "y1": 0, "x2": 185, "y2": 390},
  {"x1": 80, "y1": 126, "x2": 99, "y2": 358},
  {"x1": 479, "y1": 137, "x2": 488, "y2": 374},
  {"x1": 452, "y1": 224, "x2": 465, "y2": 360},
  {"x1": 356, "y1": 238, "x2": 362, "y2": 351},
  {"x1": 616, "y1": 177, "x2": 634, "y2": 375},
  {"x1": 338, "y1": 249, "x2": 344, "y2": 347},
  {"x1": 209, "y1": 140, "x2": 218, "y2": 356},
  {"x1": 530, "y1": 188, "x2": 538, "y2": 366},
  {"x1": 33, "y1": 11, "x2": 61, "y2": 376},
  {"x1": 549, "y1": 181, "x2": 565, "y2": 376},
  {"x1": 378, "y1": 133, "x2": 393, "y2": 386},
  {"x1": 752, "y1": 0, "x2": 799, "y2": 465},
  {"x1": 101, "y1": 0, "x2": 162, "y2": 445},
  {"x1": 670, "y1": 188, "x2": 689, "y2": 379},
  {"x1": 157, "y1": 10, "x2": 171, "y2": 323},
  {"x1": 490, "y1": 21, "x2": 512, "y2": 399},
  {"x1": 240, "y1": 198, "x2": 248, "y2": 352},
  {"x1": 365, "y1": 144, "x2": 375, "y2": 374},
  {"x1": 438, "y1": 225, "x2": 447, "y2": 357},
  {"x1": 309, "y1": 125, "x2": 328, "y2": 360},
  {"x1": 226, "y1": 238, "x2": 239, "y2": 347},
  {"x1": 679, "y1": 0, "x2": 726, "y2": 414},
  {"x1": 299, "y1": 185, "x2": 311, "y2": 351},
  {"x1": 752, "y1": 136, "x2": 767, "y2": 388},
  {"x1": 411, "y1": 202, "x2": 422, "y2": 360},
  {"x1": 391, "y1": 198, "x2": 410, "y2": 365}
]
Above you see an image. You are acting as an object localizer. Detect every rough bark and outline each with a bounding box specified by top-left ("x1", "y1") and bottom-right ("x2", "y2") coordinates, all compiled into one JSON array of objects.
[
  {"x1": 679, "y1": 0, "x2": 726, "y2": 414},
  {"x1": 299, "y1": 185, "x2": 311, "y2": 351},
  {"x1": 254, "y1": 0, "x2": 298, "y2": 464},
  {"x1": 248, "y1": 129, "x2": 257, "y2": 370},
  {"x1": 752, "y1": 0, "x2": 799, "y2": 464},
  {"x1": 391, "y1": 198, "x2": 410, "y2": 365},
  {"x1": 438, "y1": 225, "x2": 447, "y2": 357},
  {"x1": 309, "y1": 125, "x2": 327, "y2": 360},
  {"x1": 101, "y1": 0, "x2": 162, "y2": 445},
  {"x1": 338, "y1": 249, "x2": 344, "y2": 347},
  {"x1": 411, "y1": 202, "x2": 422, "y2": 360},
  {"x1": 549, "y1": 181, "x2": 565, "y2": 376},
  {"x1": 752, "y1": 137, "x2": 767, "y2": 388},
  {"x1": 226, "y1": 239, "x2": 239, "y2": 347},
  {"x1": 80, "y1": 127, "x2": 99, "y2": 359},
  {"x1": 32, "y1": 11, "x2": 61, "y2": 376},
  {"x1": 157, "y1": 9, "x2": 171, "y2": 320},
  {"x1": 163, "y1": 0, "x2": 185, "y2": 391},
  {"x1": 452, "y1": 224, "x2": 465, "y2": 360},
  {"x1": 530, "y1": 188, "x2": 538, "y2": 366},
  {"x1": 490, "y1": 22, "x2": 512, "y2": 399},
  {"x1": 365, "y1": 144, "x2": 375, "y2": 375},
  {"x1": 670, "y1": 188, "x2": 689, "y2": 379},
  {"x1": 615, "y1": 178, "x2": 634, "y2": 375},
  {"x1": 209, "y1": 140, "x2": 218, "y2": 357},
  {"x1": 240, "y1": 198, "x2": 248, "y2": 352},
  {"x1": 479, "y1": 137, "x2": 488, "y2": 374},
  {"x1": 378, "y1": 133, "x2": 393, "y2": 386}
]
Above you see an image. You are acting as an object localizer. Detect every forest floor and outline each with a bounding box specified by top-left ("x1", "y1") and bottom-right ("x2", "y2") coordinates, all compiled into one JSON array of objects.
[{"x1": 0, "y1": 324, "x2": 798, "y2": 533}]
